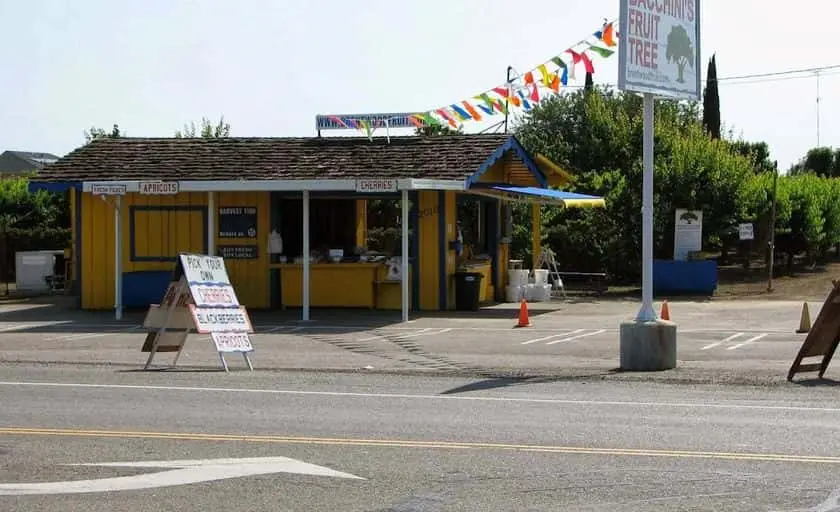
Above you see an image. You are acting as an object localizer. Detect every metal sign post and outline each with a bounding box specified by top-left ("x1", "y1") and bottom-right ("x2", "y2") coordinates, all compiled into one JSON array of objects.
[{"x1": 617, "y1": 0, "x2": 701, "y2": 371}]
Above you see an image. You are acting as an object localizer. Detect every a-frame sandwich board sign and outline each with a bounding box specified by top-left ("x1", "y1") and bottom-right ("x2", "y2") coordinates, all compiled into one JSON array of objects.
[
  {"x1": 141, "y1": 253, "x2": 255, "y2": 372},
  {"x1": 788, "y1": 280, "x2": 840, "y2": 381}
]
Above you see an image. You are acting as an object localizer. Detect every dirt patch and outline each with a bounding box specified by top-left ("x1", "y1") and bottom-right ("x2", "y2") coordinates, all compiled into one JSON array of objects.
[{"x1": 714, "y1": 260, "x2": 840, "y2": 301}]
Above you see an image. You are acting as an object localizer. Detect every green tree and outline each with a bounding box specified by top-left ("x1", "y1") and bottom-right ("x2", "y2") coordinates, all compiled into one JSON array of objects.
[
  {"x1": 702, "y1": 54, "x2": 720, "y2": 139},
  {"x1": 84, "y1": 124, "x2": 122, "y2": 144},
  {"x1": 665, "y1": 25, "x2": 695, "y2": 84},
  {"x1": 414, "y1": 123, "x2": 463, "y2": 137},
  {"x1": 174, "y1": 115, "x2": 231, "y2": 138}
]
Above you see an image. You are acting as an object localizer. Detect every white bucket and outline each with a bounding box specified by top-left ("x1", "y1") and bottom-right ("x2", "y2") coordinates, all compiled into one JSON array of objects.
[
  {"x1": 509, "y1": 269, "x2": 530, "y2": 287},
  {"x1": 533, "y1": 269, "x2": 550, "y2": 285},
  {"x1": 505, "y1": 284, "x2": 524, "y2": 303}
]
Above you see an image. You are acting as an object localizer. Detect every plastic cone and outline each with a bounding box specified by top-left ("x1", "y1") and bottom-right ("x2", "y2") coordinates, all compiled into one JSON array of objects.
[
  {"x1": 515, "y1": 299, "x2": 532, "y2": 328},
  {"x1": 796, "y1": 302, "x2": 811, "y2": 333},
  {"x1": 660, "y1": 300, "x2": 670, "y2": 321}
]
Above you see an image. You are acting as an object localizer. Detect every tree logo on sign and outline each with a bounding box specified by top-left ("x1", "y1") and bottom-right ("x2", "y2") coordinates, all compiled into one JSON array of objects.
[{"x1": 665, "y1": 25, "x2": 694, "y2": 83}]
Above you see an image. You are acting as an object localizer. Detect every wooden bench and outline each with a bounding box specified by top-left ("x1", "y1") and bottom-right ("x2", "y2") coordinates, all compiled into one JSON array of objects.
[{"x1": 555, "y1": 271, "x2": 609, "y2": 294}]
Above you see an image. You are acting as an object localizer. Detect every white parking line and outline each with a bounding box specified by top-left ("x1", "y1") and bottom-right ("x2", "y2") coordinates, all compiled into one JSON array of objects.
[
  {"x1": 521, "y1": 329, "x2": 582, "y2": 345},
  {"x1": 44, "y1": 326, "x2": 141, "y2": 342},
  {"x1": 356, "y1": 328, "x2": 450, "y2": 343},
  {"x1": 258, "y1": 326, "x2": 303, "y2": 334},
  {"x1": 545, "y1": 329, "x2": 607, "y2": 345},
  {"x1": 0, "y1": 324, "x2": 24, "y2": 333},
  {"x1": 726, "y1": 333, "x2": 768, "y2": 351},
  {"x1": 701, "y1": 332, "x2": 743, "y2": 351}
]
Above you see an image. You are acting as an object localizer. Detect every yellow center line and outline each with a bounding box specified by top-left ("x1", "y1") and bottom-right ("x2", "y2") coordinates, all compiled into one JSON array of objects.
[{"x1": 0, "y1": 427, "x2": 835, "y2": 464}]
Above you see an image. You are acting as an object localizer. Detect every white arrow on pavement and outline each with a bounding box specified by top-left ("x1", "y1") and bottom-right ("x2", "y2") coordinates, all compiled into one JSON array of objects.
[{"x1": 0, "y1": 456, "x2": 365, "y2": 495}]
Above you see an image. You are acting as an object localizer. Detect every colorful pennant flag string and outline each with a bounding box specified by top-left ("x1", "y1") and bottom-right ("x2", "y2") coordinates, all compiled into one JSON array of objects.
[{"x1": 332, "y1": 19, "x2": 619, "y2": 136}]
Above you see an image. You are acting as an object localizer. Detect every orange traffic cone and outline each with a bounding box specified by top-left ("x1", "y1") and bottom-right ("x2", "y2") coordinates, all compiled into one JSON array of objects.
[
  {"x1": 660, "y1": 300, "x2": 671, "y2": 321},
  {"x1": 515, "y1": 299, "x2": 532, "y2": 328}
]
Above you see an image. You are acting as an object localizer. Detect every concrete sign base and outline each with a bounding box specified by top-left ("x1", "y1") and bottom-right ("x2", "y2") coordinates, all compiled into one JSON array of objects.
[{"x1": 619, "y1": 320, "x2": 677, "y2": 371}]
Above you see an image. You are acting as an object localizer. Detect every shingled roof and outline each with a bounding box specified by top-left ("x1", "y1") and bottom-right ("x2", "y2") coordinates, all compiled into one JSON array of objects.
[{"x1": 33, "y1": 134, "x2": 514, "y2": 183}]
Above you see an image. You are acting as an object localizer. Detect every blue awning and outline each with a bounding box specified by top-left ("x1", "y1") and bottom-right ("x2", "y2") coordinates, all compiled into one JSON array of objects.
[{"x1": 490, "y1": 185, "x2": 605, "y2": 208}]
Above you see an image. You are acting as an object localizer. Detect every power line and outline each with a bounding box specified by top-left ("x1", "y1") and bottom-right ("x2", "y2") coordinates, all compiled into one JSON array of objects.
[{"x1": 714, "y1": 63, "x2": 840, "y2": 83}]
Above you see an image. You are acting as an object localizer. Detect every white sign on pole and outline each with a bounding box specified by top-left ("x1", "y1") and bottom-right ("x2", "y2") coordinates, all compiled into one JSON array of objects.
[
  {"x1": 139, "y1": 181, "x2": 179, "y2": 195},
  {"x1": 618, "y1": 0, "x2": 702, "y2": 101},
  {"x1": 141, "y1": 253, "x2": 254, "y2": 372},
  {"x1": 90, "y1": 183, "x2": 127, "y2": 196},
  {"x1": 356, "y1": 179, "x2": 398, "y2": 193},
  {"x1": 674, "y1": 208, "x2": 703, "y2": 260},
  {"x1": 739, "y1": 223, "x2": 754, "y2": 241}
]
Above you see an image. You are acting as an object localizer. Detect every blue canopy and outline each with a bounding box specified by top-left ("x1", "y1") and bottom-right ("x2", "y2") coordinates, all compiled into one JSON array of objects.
[{"x1": 489, "y1": 185, "x2": 605, "y2": 208}]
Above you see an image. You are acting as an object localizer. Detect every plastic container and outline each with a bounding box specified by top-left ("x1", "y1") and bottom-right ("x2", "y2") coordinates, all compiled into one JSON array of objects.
[
  {"x1": 533, "y1": 269, "x2": 550, "y2": 285},
  {"x1": 454, "y1": 272, "x2": 484, "y2": 311},
  {"x1": 505, "y1": 284, "x2": 523, "y2": 303},
  {"x1": 509, "y1": 269, "x2": 530, "y2": 287}
]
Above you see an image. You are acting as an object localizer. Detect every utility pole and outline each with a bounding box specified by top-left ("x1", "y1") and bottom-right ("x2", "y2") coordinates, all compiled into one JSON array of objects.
[
  {"x1": 816, "y1": 70, "x2": 821, "y2": 147},
  {"x1": 503, "y1": 66, "x2": 513, "y2": 134},
  {"x1": 768, "y1": 160, "x2": 778, "y2": 292}
]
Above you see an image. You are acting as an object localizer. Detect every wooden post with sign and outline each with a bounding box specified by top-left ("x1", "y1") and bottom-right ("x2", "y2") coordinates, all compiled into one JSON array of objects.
[
  {"x1": 787, "y1": 280, "x2": 840, "y2": 381},
  {"x1": 141, "y1": 253, "x2": 255, "y2": 372}
]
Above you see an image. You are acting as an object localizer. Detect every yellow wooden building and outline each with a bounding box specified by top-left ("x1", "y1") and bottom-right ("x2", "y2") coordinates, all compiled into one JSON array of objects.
[{"x1": 30, "y1": 134, "x2": 603, "y2": 320}]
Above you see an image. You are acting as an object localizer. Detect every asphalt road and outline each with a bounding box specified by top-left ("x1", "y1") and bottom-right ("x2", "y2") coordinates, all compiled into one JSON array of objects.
[{"x1": 1, "y1": 365, "x2": 840, "y2": 511}]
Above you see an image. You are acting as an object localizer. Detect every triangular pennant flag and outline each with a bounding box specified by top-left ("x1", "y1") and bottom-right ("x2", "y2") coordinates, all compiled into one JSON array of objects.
[
  {"x1": 524, "y1": 71, "x2": 535, "y2": 84},
  {"x1": 420, "y1": 112, "x2": 442, "y2": 126},
  {"x1": 566, "y1": 50, "x2": 580, "y2": 80},
  {"x1": 477, "y1": 104, "x2": 495, "y2": 116},
  {"x1": 560, "y1": 66, "x2": 569, "y2": 86},
  {"x1": 407, "y1": 115, "x2": 424, "y2": 128},
  {"x1": 449, "y1": 104, "x2": 471, "y2": 121},
  {"x1": 551, "y1": 56, "x2": 567, "y2": 69},
  {"x1": 537, "y1": 64, "x2": 554, "y2": 87},
  {"x1": 462, "y1": 101, "x2": 483, "y2": 121},
  {"x1": 530, "y1": 82, "x2": 540, "y2": 102},
  {"x1": 492, "y1": 86, "x2": 510, "y2": 99},
  {"x1": 508, "y1": 92, "x2": 522, "y2": 107},
  {"x1": 549, "y1": 74, "x2": 560, "y2": 92},
  {"x1": 435, "y1": 108, "x2": 459, "y2": 128},
  {"x1": 517, "y1": 90, "x2": 532, "y2": 111},
  {"x1": 358, "y1": 120, "x2": 373, "y2": 140},
  {"x1": 580, "y1": 52, "x2": 595, "y2": 74},
  {"x1": 602, "y1": 22, "x2": 616, "y2": 47},
  {"x1": 587, "y1": 44, "x2": 615, "y2": 58}
]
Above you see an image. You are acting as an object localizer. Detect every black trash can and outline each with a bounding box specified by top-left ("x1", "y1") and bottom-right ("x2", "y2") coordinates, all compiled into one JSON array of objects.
[{"x1": 454, "y1": 272, "x2": 484, "y2": 311}]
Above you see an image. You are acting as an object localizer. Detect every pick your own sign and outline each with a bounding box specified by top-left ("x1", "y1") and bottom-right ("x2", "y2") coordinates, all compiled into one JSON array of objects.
[{"x1": 141, "y1": 253, "x2": 255, "y2": 372}]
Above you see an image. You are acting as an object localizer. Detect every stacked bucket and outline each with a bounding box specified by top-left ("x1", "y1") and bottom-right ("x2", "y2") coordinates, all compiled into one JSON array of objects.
[{"x1": 506, "y1": 268, "x2": 552, "y2": 303}]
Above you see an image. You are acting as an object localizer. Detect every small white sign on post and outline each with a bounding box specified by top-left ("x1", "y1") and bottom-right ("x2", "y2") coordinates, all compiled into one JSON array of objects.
[
  {"x1": 90, "y1": 183, "x2": 127, "y2": 196},
  {"x1": 674, "y1": 208, "x2": 703, "y2": 261},
  {"x1": 355, "y1": 179, "x2": 398, "y2": 193},
  {"x1": 139, "y1": 181, "x2": 180, "y2": 195},
  {"x1": 738, "y1": 223, "x2": 754, "y2": 241},
  {"x1": 141, "y1": 253, "x2": 254, "y2": 372}
]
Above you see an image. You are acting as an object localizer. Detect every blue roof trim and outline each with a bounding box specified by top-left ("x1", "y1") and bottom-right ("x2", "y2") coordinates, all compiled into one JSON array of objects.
[
  {"x1": 466, "y1": 136, "x2": 548, "y2": 188},
  {"x1": 490, "y1": 185, "x2": 602, "y2": 201},
  {"x1": 28, "y1": 181, "x2": 80, "y2": 193}
]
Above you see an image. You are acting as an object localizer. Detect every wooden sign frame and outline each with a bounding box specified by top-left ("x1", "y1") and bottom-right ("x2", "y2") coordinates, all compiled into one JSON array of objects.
[
  {"x1": 787, "y1": 280, "x2": 840, "y2": 381},
  {"x1": 141, "y1": 253, "x2": 255, "y2": 372}
]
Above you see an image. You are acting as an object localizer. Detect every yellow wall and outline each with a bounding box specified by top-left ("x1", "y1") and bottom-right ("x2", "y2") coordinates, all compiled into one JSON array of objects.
[
  {"x1": 417, "y1": 191, "x2": 439, "y2": 310},
  {"x1": 355, "y1": 199, "x2": 367, "y2": 247},
  {"x1": 443, "y1": 191, "x2": 457, "y2": 309},
  {"x1": 80, "y1": 191, "x2": 271, "y2": 310}
]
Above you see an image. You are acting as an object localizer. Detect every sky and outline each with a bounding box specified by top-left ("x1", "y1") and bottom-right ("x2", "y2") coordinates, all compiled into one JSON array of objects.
[{"x1": 0, "y1": 0, "x2": 837, "y2": 172}]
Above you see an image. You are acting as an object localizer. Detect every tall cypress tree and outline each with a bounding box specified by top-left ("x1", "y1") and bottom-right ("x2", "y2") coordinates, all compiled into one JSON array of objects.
[{"x1": 702, "y1": 54, "x2": 721, "y2": 139}]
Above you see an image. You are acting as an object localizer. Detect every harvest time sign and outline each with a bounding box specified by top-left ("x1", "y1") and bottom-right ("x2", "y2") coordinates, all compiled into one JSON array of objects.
[{"x1": 618, "y1": 0, "x2": 701, "y2": 100}]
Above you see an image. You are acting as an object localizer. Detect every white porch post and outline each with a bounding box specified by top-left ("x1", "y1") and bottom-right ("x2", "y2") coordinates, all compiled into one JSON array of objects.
[
  {"x1": 401, "y1": 189, "x2": 409, "y2": 323},
  {"x1": 302, "y1": 190, "x2": 311, "y2": 321},
  {"x1": 207, "y1": 191, "x2": 215, "y2": 255},
  {"x1": 114, "y1": 195, "x2": 123, "y2": 321}
]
